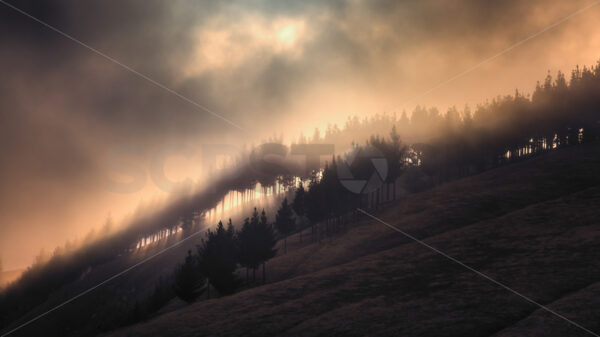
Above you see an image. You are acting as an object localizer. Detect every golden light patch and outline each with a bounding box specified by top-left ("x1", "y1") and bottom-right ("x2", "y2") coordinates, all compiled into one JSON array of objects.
[
  {"x1": 274, "y1": 19, "x2": 305, "y2": 51},
  {"x1": 184, "y1": 17, "x2": 307, "y2": 76}
]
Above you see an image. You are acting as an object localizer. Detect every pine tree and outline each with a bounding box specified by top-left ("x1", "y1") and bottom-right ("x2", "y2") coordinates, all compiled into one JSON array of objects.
[
  {"x1": 274, "y1": 198, "x2": 295, "y2": 254},
  {"x1": 385, "y1": 126, "x2": 406, "y2": 200},
  {"x1": 197, "y1": 221, "x2": 239, "y2": 297},
  {"x1": 237, "y1": 208, "x2": 278, "y2": 284},
  {"x1": 173, "y1": 250, "x2": 205, "y2": 303},
  {"x1": 292, "y1": 183, "x2": 306, "y2": 217},
  {"x1": 237, "y1": 217, "x2": 256, "y2": 283},
  {"x1": 399, "y1": 110, "x2": 410, "y2": 130},
  {"x1": 292, "y1": 183, "x2": 306, "y2": 241},
  {"x1": 147, "y1": 276, "x2": 175, "y2": 313},
  {"x1": 257, "y1": 209, "x2": 278, "y2": 284},
  {"x1": 306, "y1": 175, "x2": 325, "y2": 242}
]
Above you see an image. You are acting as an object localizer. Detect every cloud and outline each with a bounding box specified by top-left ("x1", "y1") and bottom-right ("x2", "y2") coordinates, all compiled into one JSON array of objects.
[{"x1": 1, "y1": 0, "x2": 599, "y2": 268}]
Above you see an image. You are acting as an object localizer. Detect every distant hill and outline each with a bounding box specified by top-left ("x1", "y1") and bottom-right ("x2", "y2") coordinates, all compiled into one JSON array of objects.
[{"x1": 102, "y1": 142, "x2": 600, "y2": 337}]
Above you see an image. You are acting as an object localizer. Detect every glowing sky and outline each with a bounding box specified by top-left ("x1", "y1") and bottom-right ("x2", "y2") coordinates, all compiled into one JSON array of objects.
[{"x1": 1, "y1": 0, "x2": 599, "y2": 269}]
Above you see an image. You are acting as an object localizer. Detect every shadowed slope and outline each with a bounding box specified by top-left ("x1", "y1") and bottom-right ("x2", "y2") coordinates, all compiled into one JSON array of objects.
[
  {"x1": 104, "y1": 144, "x2": 600, "y2": 337},
  {"x1": 259, "y1": 142, "x2": 600, "y2": 284}
]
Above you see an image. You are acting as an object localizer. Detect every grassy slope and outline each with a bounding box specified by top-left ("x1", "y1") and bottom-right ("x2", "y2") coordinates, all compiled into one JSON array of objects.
[
  {"x1": 103, "y1": 144, "x2": 600, "y2": 337},
  {"x1": 491, "y1": 281, "x2": 600, "y2": 337},
  {"x1": 262, "y1": 143, "x2": 600, "y2": 285}
]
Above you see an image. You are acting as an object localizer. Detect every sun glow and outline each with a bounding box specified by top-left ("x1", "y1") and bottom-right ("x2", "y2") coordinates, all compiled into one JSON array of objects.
[
  {"x1": 274, "y1": 19, "x2": 304, "y2": 50},
  {"x1": 185, "y1": 17, "x2": 307, "y2": 76}
]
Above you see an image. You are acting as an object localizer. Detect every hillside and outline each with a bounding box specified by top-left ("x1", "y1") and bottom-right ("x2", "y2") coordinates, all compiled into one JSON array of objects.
[{"x1": 102, "y1": 143, "x2": 600, "y2": 337}]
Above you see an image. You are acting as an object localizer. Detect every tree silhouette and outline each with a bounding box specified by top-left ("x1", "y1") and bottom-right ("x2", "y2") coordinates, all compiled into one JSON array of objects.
[
  {"x1": 257, "y1": 209, "x2": 278, "y2": 283},
  {"x1": 173, "y1": 250, "x2": 205, "y2": 303},
  {"x1": 274, "y1": 198, "x2": 295, "y2": 254},
  {"x1": 236, "y1": 208, "x2": 278, "y2": 284},
  {"x1": 146, "y1": 276, "x2": 174, "y2": 314},
  {"x1": 369, "y1": 127, "x2": 407, "y2": 202},
  {"x1": 197, "y1": 220, "x2": 239, "y2": 297},
  {"x1": 292, "y1": 182, "x2": 306, "y2": 218},
  {"x1": 306, "y1": 175, "x2": 326, "y2": 242},
  {"x1": 237, "y1": 217, "x2": 257, "y2": 283},
  {"x1": 247, "y1": 209, "x2": 262, "y2": 281},
  {"x1": 386, "y1": 126, "x2": 407, "y2": 200},
  {"x1": 292, "y1": 182, "x2": 306, "y2": 241}
]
